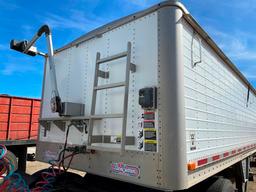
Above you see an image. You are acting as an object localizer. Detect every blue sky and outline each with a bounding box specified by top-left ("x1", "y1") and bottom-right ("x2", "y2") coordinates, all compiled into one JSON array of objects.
[{"x1": 1, "y1": 0, "x2": 256, "y2": 98}]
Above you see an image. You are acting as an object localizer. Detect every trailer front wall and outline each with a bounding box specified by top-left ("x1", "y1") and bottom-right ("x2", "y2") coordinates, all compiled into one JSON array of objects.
[
  {"x1": 183, "y1": 20, "x2": 256, "y2": 167},
  {"x1": 38, "y1": 11, "x2": 164, "y2": 189},
  {"x1": 40, "y1": 12, "x2": 159, "y2": 148}
]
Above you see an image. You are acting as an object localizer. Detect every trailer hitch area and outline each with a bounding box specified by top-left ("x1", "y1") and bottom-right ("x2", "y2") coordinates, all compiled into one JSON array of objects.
[
  {"x1": 66, "y1": 145, "x2": 87, "y2": 154},
  {"x1": 66, "y1": 145, "x2": 95, "y2": 154}
]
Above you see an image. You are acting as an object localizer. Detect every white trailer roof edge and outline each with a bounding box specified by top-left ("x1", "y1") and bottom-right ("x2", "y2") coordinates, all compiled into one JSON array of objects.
[
  {"x1": 53, "y1": 0, "x2": 256, "y2": 98},
  {"x1": 55, "y1": 0, "x2": 188, "y2": 52}
]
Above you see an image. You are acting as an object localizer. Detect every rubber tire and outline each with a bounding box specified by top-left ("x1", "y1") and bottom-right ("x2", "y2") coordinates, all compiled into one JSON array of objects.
[{"x1": 206, "y1": 178, "x2": 235, "y2": 192}]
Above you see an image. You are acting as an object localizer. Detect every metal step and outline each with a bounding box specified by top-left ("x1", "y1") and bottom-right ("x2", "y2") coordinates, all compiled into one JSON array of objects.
[
  {"x1": 94, "y1": 82, "x2": 126, "y2": 90},
  {"x1": 97, "y1": 52, "x2": 127, "y2": 64},
  {"x1": 91, "y1": 114, "x2": 124, "y2": 119}
]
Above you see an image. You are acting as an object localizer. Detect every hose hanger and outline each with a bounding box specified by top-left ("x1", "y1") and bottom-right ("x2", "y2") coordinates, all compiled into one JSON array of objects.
[{"x1": 191, "y1": 31, "x2": 202, "y2": 67}]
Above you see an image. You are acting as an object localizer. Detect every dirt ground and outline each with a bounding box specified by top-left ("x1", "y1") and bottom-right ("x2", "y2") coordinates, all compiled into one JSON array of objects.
[
  {"x1": 26, "y1": 160, "x2": 85, "y2": 176},
  {"x1": 26, "y1": 147, "x2": 256, "y2": 191},
  {"x1": 26, "y1": 147, "x2": 85, "y2": 176},
  {"x1": 248, "y1": 168, "x2": 256, "y2": 192},
  {"x1": 248, "y1": 182, "x2": 256, "y2": 192}
]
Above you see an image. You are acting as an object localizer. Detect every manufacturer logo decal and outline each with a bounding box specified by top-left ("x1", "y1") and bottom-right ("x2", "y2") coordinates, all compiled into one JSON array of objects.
[{"x1": 111, "y1": 162, "x2": 140, "y2": 177}]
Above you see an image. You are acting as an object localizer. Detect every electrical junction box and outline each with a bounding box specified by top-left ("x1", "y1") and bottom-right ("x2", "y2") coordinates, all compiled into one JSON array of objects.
[
  {"x1": 139, "y1": 87, "x2": 157, "y2": 109},
  {"x1": 61, "y1": 102, "x2": 85, "y2": 116}
]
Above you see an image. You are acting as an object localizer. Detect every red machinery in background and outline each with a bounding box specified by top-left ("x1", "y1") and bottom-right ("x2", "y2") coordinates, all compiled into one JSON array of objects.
[
  {"x1": 0, "y1": 95, "x2": 40, "y2": 140},
  {"x1": 0, "y1": 95, "x2": 40, "y2": 172}
]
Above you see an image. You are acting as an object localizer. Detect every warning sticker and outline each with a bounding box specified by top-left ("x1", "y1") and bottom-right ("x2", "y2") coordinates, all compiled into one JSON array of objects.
[
  {"x1": 110, "y1": 162, "x2": 140, "y2": 177},
  {"x1": 190, "y1": 132, "x2": 196, "y2": 151}
]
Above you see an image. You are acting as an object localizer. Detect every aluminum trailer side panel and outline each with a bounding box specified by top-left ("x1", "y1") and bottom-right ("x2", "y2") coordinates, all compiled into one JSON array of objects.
[
  {"x1": 182, "y1": 18, "x2": 256, "y2": 187},
  {"x1": 37, "y1": 1, "x2": 256, "y2": 191},
  {"x1": 183, "y1": 19, "x2": 256, "y2": 162}
]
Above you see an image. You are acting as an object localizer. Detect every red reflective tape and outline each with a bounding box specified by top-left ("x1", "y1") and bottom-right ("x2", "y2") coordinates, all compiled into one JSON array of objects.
[
  {"x1": 198, "y1": 159, "x2": 208, "y2": 166},
  {"x1": 212, "y1": 155, "x2": 220, "y2": 161},
  {"x1": 223, "y1": 152, "x2": 229, "y2": 157},
  {"x1": 191, "y1": 143, "x2": 256, "y2": 170},
  {"x1": 143, "y1": 120, "x2": 154, "y2": 122},
  {"x1": 144, "y1": 111, "x2": 154, "y2": 114}
]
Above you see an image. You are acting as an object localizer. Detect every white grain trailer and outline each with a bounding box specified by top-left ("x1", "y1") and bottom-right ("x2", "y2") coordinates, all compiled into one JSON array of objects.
[{"x1": 11, "y1": 1, "x2": 256, "y2": 191}]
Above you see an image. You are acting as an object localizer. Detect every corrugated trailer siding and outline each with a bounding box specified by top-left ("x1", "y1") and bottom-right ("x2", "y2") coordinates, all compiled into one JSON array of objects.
[
  {"x1": 0, "y1": 95, "x2": 41, "y2": 140},
  {"x1": 182, "y1": 20, "x2": 256, "y2": 164}
]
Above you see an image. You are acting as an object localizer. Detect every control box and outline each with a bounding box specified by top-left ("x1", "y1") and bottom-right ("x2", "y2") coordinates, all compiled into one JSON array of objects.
[{"x1": 139, "y1": 87, "x2": 157, "y2": 109}]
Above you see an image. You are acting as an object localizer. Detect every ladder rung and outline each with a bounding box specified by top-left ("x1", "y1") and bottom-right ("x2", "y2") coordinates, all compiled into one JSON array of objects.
[
  {"x1": 97, "y1": 52, "x2": 127, "y2": 64},
  {"x1": 94, "y1": 82, "x2": 126, "y2": 90},
  {"x1": 91, "y1": 114, "x2": 124, "y2": 119}
]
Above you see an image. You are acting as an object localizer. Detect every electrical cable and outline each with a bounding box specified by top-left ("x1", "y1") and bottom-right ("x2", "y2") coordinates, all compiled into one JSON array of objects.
[
  {"x1": 0, "y1": 144, "x2": 30, "y2": 192},
  {"x1": 0, "y1": 145, "x2": 7, "y2": 159},
  {"x1": 60, "y1": 123, "x2": 72, "y2": 172},
  {"x1": 32, "y1": 122, "x2": 84, "y2": 192},
  {"x1": 0, "y1": 121, "x2": 86, "y2": 191}
]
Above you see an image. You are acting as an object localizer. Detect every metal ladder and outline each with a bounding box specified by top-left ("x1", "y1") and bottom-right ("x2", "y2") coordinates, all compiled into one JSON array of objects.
[{"x1": 87, "y1": 42, "x2": 136, "y2": 154}]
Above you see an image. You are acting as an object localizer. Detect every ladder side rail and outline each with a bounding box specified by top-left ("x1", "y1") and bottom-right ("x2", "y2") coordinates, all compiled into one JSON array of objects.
[
  {"x1": 121, "y1": 42, "x2": 132, "y2": 155},
  {"x1": 88, "y1": 52, "x2": 101, "y2": 146}
]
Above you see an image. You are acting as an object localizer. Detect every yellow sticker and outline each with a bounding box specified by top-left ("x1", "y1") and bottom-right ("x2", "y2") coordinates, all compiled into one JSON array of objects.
[
  {"x1": 144, "y1": 140, "x2": 157, "y2": 144},
  {"x1": 144, "y1": 128, "x2": 156, "y2": 132}
]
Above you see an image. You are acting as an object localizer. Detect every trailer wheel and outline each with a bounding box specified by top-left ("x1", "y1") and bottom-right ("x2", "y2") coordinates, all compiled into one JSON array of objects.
[{"x1": 206, "y1": 178, "x2": 235, "y2": 192}]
